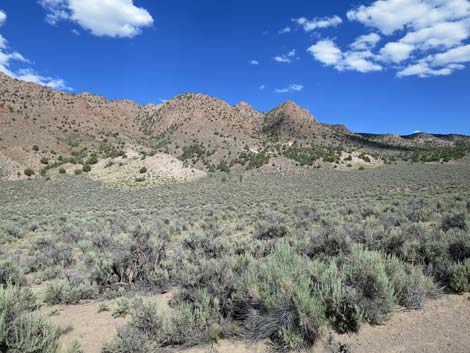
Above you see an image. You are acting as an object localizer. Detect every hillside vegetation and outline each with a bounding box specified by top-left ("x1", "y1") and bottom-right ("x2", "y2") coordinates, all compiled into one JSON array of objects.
[{"x1": 1, "y1": 72, "x2": 469, "y2": 183}]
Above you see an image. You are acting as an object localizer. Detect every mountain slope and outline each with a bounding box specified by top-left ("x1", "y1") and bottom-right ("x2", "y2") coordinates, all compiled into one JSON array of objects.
[{"x1": 1, "y1": 71, "x2": 469, "y2": 180}]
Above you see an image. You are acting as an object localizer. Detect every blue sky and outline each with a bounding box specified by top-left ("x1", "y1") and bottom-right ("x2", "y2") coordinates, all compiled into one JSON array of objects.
[{"x1": 0, "y1": 0, "x2": 469, "y2": 135}]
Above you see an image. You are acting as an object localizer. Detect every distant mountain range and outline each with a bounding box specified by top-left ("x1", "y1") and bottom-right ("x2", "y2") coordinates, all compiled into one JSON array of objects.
[{"x1": 1, "y1": 71, "x2": 469, "y2": 180}]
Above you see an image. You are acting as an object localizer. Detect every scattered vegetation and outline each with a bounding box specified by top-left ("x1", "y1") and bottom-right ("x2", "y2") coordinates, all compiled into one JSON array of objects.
[{"x1": 1, "y1": 159, "x2": 470, "y2": 352}]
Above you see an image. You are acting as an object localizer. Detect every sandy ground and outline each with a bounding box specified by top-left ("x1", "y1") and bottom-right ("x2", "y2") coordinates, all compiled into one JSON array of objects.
[
  {"x1": 42, "y1": 292, "x2": 470, "y2": 353},
  {"x1": 317, "y1": 293, "x2": 470, "y2": 353},
  {"x1": 87, "y1": 150, "x2": 206, "y2": 186}
]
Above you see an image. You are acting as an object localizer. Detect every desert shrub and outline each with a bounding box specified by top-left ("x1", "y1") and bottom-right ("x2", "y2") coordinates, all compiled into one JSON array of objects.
[
  {"x1": 87, "y1": 155, "x2": 99, "y2": 165},
  {"x1": 40, "y1": 157, "x2": 49, "y2": 165},
  {"x1": 0, "y1": 259, "x2": 26, "y2": 288},
  {"x1": 59, "y1": 167, "x2": 66, "y2": 174},
  {"x1": 104, "y1": 293, "x2": 223, "y2": 352},
  {"x1": 0, "y1": 286, "x2": 60, "y2": 353},
  {"x1": 28, "y1": 236, "x2": 73, "y2": 272},
  {"x1": 449, "y1": 259, "x2": 470, "y2": 293},
  {"x1": 112, "y1": 297, "x2": 130, "y2": 318},
  {"x1": 82, "y1": 164, "x2": 92, "y2": 173},
  {"x1": 442, "y1": 213, "x2": 467, "y2": 232},
  {"x1": 65, "y1": 340, "x2": 83, "y2": 353},
  {"x1": 384, "y1": 256, "x2": 435, "y2": 309},
  {"x1": 139, "y1": 166, "x2": 147, "y2": 174},
  {"x1": 24, "y1": 168, "x2": 34, "y2": 177},
  {"x1": 447, "y1": 229, "x2": 470, "y2": 262},
  {"x1": 80, "y1": 223, "x2": 170, "y2": 291},
  {"x1": 407, "y1": 198, "x2": 432, "y2": 223},
  {"x1": 306, "y1": 228, "x2": 353, "y2": 258},
  {"x1": 43, "y1": 280, "x2": 98, "y2": 305},
  {"x1": 74, "y1": 169, "x2": 82, "y2": 175},
  {"x1": 235, "y1": 242, "x2": 326, "y2": 350},
  {"x1": 339, "y1": 246, "x2": 395, "y2": 324},
  {"x1": 313, "y1": 262, "x2": 363, "y2": 334}
]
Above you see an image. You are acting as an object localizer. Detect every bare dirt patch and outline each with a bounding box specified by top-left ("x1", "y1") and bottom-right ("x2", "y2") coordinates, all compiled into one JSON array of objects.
[
  {"x1": 88, "y1": 150, "x2": 206, "y2": 186},
  {"x1": 318, "y1": 293, "x2": 470, "y2": 353}
]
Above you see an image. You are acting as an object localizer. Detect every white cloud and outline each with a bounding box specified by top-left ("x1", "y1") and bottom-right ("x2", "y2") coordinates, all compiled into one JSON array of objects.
[
  {"x1": 347, "y1": 0, "x2": 470, "y2": 35},
  {"x1": 274, "y1": 84, "x2": 304, "y2": 93},
  {"x1": 304, "y1": 0, "x2": 470, "y2": 78},
  {"x1": 0, "y1": 49, "x2": 28, "y2": 77},
  {"x1": 274, "y1": 49, "x2": 297, "y2": 64},
  {"x1": 308, "y1": 39, "x2": 383, "y2": 73},
  {"x1": 0, "y1": 10, "x2": 6, "y2": 26},
  {"x1": 397, "y1": 61, "x2": 464, "y2": 77},
  {"x1": 15, "y1": 69, "x2": 72, "y2": 90},
  {"x1": 0, "y1": 10, "x2": 71, "y2": 90},
  {"x1": 380, "y1": 42, "x2": 415, "y2": 63},
  {"x1": 293, "y1": 15, "x2": 343, "y2": 32},
  {"x1": 307, "y1": 40, "x2": 342, "y2": 65},
  {"x1": 249, "y1": 60, "x2": 259, "y2": 65},
  {"x1": 339, "y1": 51, "x2": 383, "y2": 72},
  {"x1": 279, "y1": 27, "x2": 291, "y2": 34},
  {"x1": 259, "y1": 84, "x2": 266, "y2": 90},
  {"x1": 38, "y1": 0, "x2": 154, "y2": 38},
  {"x1": 350, "y1": 33, "x2": 381, "y2": 50},
  {"x1": 396, "y1": 44, "x2": 470, "y2": 77},
  {"x1": 0, "y1": 34, "x2": 7, "y2": 50},
  {"x1": 400, "y1": 20, "x2": 470, "y2": 49},
  {"x1": 431, "y1": 44, "x2": 470, "y2": 66}
]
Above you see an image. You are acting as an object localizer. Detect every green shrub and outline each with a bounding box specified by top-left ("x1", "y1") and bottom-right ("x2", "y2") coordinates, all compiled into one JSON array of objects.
[
  {"x1": 43, "y1": 280, "x2": 98, "y2": 305},
  {"x1": 340, "y1": 246, "x2": 395, "y2": 324},
  {"x1": 450, "y1": 259, "x2": 470, "y2": 293},
  {"x1": 40, "y1": 157, "x2": 49, "y2": 165},
  {"x1": 32, "y1": 145, "x2": 39, "y2": 152},
  {"x1": 0, "y1": 286, "x2": 61, "y2": 353},
  {"x1": 235, "y1": 242, "x2": 326, "y2": 350},
  {"x1": 139, "y1": 167, "x2": 147, "y2": 174},
  {"x1": 82, "y1": 164, "x2": 92, "y2": 173},
  {"x1": 24, "y1": 168, "x2": 34, "y2": 177},
  {"x1": 74, "y1": 169, "x2": 82, "y2": 175},
  {"x1": 0, "y1": 259, "x2": 26, "y2": 288},
  {"x1": 112, "y1": 297, "x2": 129, "y2": 318},
  {"x1": 59, "y1": 167, "x2": 66, "y2": 174},
  {"x1": 442, "y1": 213, "x2": 467, "y2": 232}
]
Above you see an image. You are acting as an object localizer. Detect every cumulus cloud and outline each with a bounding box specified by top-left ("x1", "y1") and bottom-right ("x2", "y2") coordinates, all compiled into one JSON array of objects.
[
  {"x1": 397, "y1": 62, "x2": 465, "y2": 77},
  {"x1": 274, "y1": 49, "x2": 297, "y2": 64},
  {"x1": 0, "y1": 10, "x2": 6, "y2": 26},
  {"x1": 38, "y1": 0, "x2": 154, "y2": 38},
  {"x1": 308, "y1": 39, "x2": 382, "y2": 73},
  {"x1": 0, "y1": 10, "x2": 71, "y2": 90},
  {"x1": 274, "y1": 84, "x2": 304, "y2": 93},
  {"x1": 347, "y1": 0, "x2": 470, "y2": 35},
  {"x1": 249, "y1": 60, "x2": 259, "y2": 65},
  {"x1": 350, "y1": 33, "x2": 381, "y2": 50},
  {"x1": 432, "y1": 44, "x2": 470, "y2": 66},
  {"x1": 303, "y1": 0, "x2": 470, "y2": 78},
  {"x1": 293, "y1": 16, "x2": 343, "y2": 32},
  {"x1": 380, "y1": 42, "x2": 415, "y2": 63},
  {"x1": 307, "y1": 40, "x2": 342, "y2": 65}
]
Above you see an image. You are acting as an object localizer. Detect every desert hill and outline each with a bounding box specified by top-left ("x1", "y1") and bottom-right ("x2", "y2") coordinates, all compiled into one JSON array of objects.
[{"x1": 1, "y1": 71, "x2": 469, "y2": 181}]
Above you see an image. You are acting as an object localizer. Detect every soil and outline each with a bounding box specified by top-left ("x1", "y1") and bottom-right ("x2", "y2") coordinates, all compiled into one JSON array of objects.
[{"x1": 43, "y1": 293, "x2": 470, "y2": 353}]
